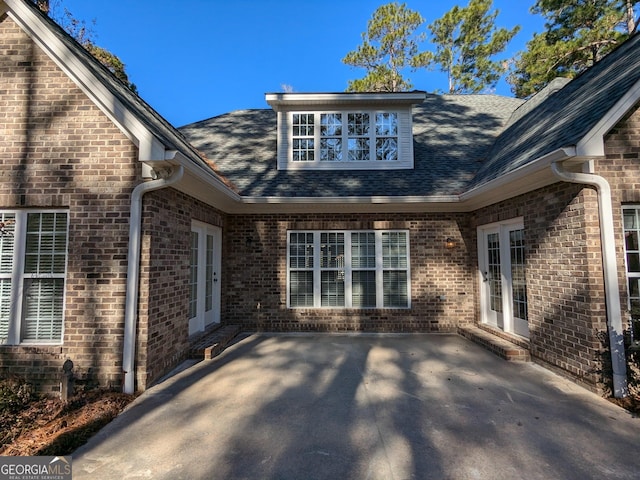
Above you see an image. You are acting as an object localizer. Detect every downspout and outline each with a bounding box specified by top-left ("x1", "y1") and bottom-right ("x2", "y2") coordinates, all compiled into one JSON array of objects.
[
  {"x1": 122, "y1": 165, "x2": 184, "y2": 394},
  {"x1": 551, "y1": 161, "x2": 628, "y2": 398}
]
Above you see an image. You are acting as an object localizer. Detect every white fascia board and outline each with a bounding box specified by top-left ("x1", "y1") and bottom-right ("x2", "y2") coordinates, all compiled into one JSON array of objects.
[
  {"x1": 266, "y1": 92, "x2": 427, "y2": 110},
  {"x1": 459, "y1": 147, "x2": 577, "y2": 209},
  {"x1": 243, "y1": 194, "x2": 459, "y2": 205},
  {"x1": 234, "y1": 194, "x2": 461, "y2": 214},
  {"x1": 168, "y1": 151, "x2": 242, "y2": 203},
  {"x1": 6, "y1": 0, "x2": 161, "y2": 160},
  {"x1": 577, "y1": 77, "x2": 640, "y2": 157}
]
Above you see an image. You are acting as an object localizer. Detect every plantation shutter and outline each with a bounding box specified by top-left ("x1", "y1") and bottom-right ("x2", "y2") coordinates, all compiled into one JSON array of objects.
[
  {"x1": 0, "y1": 214, "x2": 16, "y2": 343},
  {"x1": 21, "y1": 212, "x2": 68, "y2": 342},
  {"x1": 382, "y1": 231, "x2": 408, "y2": 307}
]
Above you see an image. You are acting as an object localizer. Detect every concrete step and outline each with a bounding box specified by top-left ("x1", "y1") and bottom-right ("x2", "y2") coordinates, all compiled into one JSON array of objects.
[
  {"x1": 189, "y1": 324, "x2": 242, "y2": 360},
  {"x1": 458, "y1": 325, "x2": 531, "y2": 362}
]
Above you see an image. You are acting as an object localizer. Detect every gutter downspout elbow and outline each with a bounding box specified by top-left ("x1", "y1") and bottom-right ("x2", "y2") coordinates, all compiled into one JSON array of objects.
[
  {"x1": 122, "y1": 165, "x2": 184, "y2": 394},
  {"x1": 551, "y1": 161, "x2": 628, "y2": 398}
]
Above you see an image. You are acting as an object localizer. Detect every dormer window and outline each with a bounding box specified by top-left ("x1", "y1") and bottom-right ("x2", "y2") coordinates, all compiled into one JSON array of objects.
[
  {"x1": 266, "y1": 92, "x2": 426, "y2": 171},
  {"x1": 292, "y1": 112, "x2": 399, "y2": 164}
]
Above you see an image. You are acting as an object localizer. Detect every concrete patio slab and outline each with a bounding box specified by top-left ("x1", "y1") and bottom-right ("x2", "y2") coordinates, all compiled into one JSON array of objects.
[{"x1": 73, "y1": 333, "x2": 640, "y2": 480}]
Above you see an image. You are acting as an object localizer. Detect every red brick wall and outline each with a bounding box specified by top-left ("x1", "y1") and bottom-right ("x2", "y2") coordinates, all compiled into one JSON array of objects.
[
  {"x1": 469, "y1": 104, "x2": 640, "y2": 393},
  {"x1": 223, "y1": 213, "x2": 475, "y2": 332},
  {"x1": 136, "y1": 189, "x2": 225, "y2": 390},
  {"x1": 0, "y1": 16, "x2": 138, "y2": 393},
  {"x1": 601, "y1": 102, "x2": 640, "y2": 320},
  {"x1": 472, "y1": 183, "x2": 608, "y2": 391}
]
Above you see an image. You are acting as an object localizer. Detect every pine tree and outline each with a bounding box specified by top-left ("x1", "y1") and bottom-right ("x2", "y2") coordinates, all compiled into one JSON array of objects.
[
  {"x1": 419, "y1": 0, "x2": 520, "y2": 94},
  {"x1": 508, "y1": 0, "x2": 638, "y2": 98},
  {"x1": 30, "y1": 0, "x2": 137, "y2": 93},
  {"x1": 342, "y1": 2, "x2": 428, "y2": 92}
]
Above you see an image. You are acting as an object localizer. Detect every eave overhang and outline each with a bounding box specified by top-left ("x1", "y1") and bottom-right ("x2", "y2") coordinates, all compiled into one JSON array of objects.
[
  {"x1": 142, "y1": 147, "x2": 585, "y2": 215},
  {"x1": 577, "y1": 76, "x2": 640, "y2": 157},
  {"x1": 4, "y1": 0, "x2": 239, "y2": 210},
  {"x1": 9, "y1": 0, "x2": 637, "y2": 217},
  {"x1": 212, "y1": 147, "x2": 575, "y2": 214},
  {"x1": 266, "y1": 91, "x2": 427, "y2": 111},
  {"x1": 4, "y1": 0, "x2": 160, "y2": 159}
]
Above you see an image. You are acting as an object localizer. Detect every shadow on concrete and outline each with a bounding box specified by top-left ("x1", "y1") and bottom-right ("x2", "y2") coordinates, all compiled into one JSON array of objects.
[{"x1": 73, "y1": 334, "x2": 640, "y2": 480}]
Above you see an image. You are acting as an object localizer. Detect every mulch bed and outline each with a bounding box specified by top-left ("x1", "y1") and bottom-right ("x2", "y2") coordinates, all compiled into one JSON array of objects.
[{"x1": 0, "y1": 389, "x2": 134, "y2": 456}]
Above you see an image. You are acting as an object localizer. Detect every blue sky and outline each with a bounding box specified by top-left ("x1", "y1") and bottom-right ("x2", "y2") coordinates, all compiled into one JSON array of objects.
[{"x1": 59, "y1": 1, "x2": 545, "y2": 127}]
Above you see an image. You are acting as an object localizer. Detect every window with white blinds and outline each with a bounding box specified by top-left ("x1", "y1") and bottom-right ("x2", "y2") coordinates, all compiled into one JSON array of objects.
[
  {"x1": 287, "y1": 230, "x2": 410, "y2": 308},
  {"x1": 0, "y1": 211, "x2": 68, "y2": 345}
]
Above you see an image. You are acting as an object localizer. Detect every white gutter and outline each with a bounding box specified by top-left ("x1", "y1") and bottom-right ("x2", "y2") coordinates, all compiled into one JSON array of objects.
[
  {"x1": 241, "y1": 194, "x2": 460, "y2": 205},
  {"x1": 551, "y1": 161, "x2": 628, "y2": 398},
  {"x1": 460, "y1": 148, "x2": 576, "y2": 202},
  {"x1": 122, "y1": 165, "x2": 184, "y2": 394}
]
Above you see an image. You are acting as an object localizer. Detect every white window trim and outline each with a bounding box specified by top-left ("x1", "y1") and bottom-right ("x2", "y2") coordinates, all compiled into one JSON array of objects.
[
  {"x1": 0, "y1": 209, "x2": 69, "y2": 345},
  {"x1": 189, "y1": 220, "x2": 221, "y2": 336},
  {"x1": 287, "y1": 230, "x2": 411, "y2": 309},
  {"x1": 280, "y1": 108, "x2": 414, "y2": 171},
  {"x1": 622, "y1": 206, "x2": 640, "y2": 312},
  {"x1": 477, "y1": 217, "x2": 528, "y2": 338}
]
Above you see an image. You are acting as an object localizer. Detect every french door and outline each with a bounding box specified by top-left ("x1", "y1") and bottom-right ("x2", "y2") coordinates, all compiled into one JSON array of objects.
[
  {"x1": 478, "y1": 219, "x2": 528, "y2": 338},
  {"x1": 189, "y1": 222, "x2": 222, "y2": 336}
]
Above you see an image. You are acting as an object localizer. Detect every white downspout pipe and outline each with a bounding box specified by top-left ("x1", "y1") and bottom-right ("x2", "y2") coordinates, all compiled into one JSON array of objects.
[
  {"x1": 551, "y1": 161, "x2": 628, "y2": 398},
  {"x1": 122, "y1": 165, "x2": 184, "y2": 394}
]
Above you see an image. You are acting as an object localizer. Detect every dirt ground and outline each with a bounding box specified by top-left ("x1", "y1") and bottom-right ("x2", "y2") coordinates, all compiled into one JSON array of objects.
[{"x1": 0, "y1": 390, "x2": 134, "y2": 456}]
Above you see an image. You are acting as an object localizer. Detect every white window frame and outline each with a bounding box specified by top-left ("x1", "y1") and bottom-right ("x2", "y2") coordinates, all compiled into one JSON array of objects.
[
  {"x1": 0, "y1": 209, "x2": 69, "y2": 345},
  {"x1": 288, "y1": 110, "x2": 408, "y2": 169},
  {"x1": 621, "y1": 204, "x2": 640, "y2": 340},
  {"x1": 287, "y1": 230, "x2": 411, "y2": 309}
]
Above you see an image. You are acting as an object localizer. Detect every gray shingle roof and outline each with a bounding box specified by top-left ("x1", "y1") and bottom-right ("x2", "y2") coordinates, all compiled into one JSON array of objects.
[
  {"x1": 179, "y1": 95, "x2": 522, "y2": 197},
  {"x1": 181, "y1": 34, "x2": 640, "y2": 200},
  {"x1": 27, "y1": 0, "x2": 640, "y2": 201},
  {"x1": 470, "y1": 32, "x2": 640, "y2": 188}
]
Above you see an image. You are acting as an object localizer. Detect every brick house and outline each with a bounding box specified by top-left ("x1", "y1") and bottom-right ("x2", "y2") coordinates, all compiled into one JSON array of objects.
[{"x1": 1, "y1": 0, "x2": 639, "y2": 398}]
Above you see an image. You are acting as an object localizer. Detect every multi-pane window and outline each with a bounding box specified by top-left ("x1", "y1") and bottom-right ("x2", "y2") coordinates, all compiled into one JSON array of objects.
[
  {"x1": 291, "y1": 112, "x2": 399, "y2": 164},
  {"x1": 352, "y1": 232, "x2": 376, "y2": 307},
  {"x1": 320, "y1": 114, "x2": 342, "y2": 162},
  {"x1": 0, "y1": 211, "x2": 68, "y2": 345},
  {"x1": 189, "y1": 231, "x2": 199, "y2": 319},
  {"x1": 510, "y1": 229, "x2": 527, "y2": 321},
  {"x1": 189, "y1": 222, "x2": 221, "y2": 335},
  {"x1": 382, "y1": 231, "x2": 409, "y2": 307},
  {"x1": 289, "y1": 233, "x2": 314, "y2": 307},
  {"x1": 320, "y1": 232, "x2": 345, "y2": 306},
  {"x1": 487, "y1": 232, "x2": 503, "y2": 313},
  {"x1": 292, "y1": 114, "x2": 315, "y2": 162},
  {"x1": 376, "y1": 113, "x2": 399, "y2": 161},
  {"x1": 288, "y1": 230, "x2": 410, "y2": 308},
  {"x1": 348, "y1": 113, "x2": 370, "y2": 161},
  {"x1": 623, "y1": 207, "x2": 640, "y2": 319}
]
